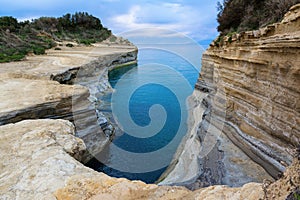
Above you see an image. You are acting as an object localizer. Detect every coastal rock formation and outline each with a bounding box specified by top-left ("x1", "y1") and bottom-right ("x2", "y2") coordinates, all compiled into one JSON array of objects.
[
  {"x1": 1, "y1": 5, "x2": 299, "y2": 198},
  {"x1": 200, "y1": 3, "x2": 300, "y2": 175},
  {"x1": 0, "y1": 119, "x2": 265, "y2": 200},
  {"x1": 0, "y1": 74, "x2": 89, "y2": 125},
  {"x1": 265, "y1": 157, "x2": 300, "y2": 200},
  {"x1": 0, "y1": 43, "x2": 137, "y2": 163},
  {"x1": 160, "y1": 3, "x2": 300, "y2": 190},
  {"x1": 0, "y1": 118, "x2": 296, "y2": 199}
]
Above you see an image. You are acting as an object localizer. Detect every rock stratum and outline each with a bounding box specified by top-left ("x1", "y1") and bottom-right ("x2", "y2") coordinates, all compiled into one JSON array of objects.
[
  {"x1": 160, "y1": 3, "x2": 300, "y2": 194},
  {"x1": 200, "y1": 3, "x2": 300, "y2": 176},
  {"x1": 0, "y1": 42, "x2": 137, "y2": 163}
]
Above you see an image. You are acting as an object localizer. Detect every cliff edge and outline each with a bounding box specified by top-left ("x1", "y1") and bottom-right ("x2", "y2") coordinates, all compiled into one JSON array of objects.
[
  {"x1": 159, "y1": 3, "x2": 300, "y2": 193},
  {"x1": 200, "y1": 3, "x2": 300, "y2": 175}
]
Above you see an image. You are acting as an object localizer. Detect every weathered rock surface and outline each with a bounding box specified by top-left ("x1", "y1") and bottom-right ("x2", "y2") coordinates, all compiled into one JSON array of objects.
[
  {"x1": 159, "y1": 90, "x2": 273, "y2": 189},
  {"x1": 265, "y1": 157, "x2": 300, "y2": 200},
  {"x1": 0, "y1": 43, "x2": 137, "y2": 163},
  {"x1": 199, "y1": 3, "x2": 300, "y2": 176},
  {"x1": 0, "y1": 119, "x2": 266, "y2": 200},
  {"x1": 0, "y1": 74, "x2": 89, "y2": 125},
  {"x1": 0, "y1": 119, "x2": 89, "y2": 199}
]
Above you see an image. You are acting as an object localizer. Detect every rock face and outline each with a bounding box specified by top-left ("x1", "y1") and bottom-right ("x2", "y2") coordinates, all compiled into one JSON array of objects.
[
  {"x1": 160, "y1": 3, "x2": 300, "y2": 190},
  {"x1": 0, "y1": 74, "x2": 89, "y2": 125},
  {"x1": 0, "y1": 119, "x2": 89, "y2": 199},
  {"x1": 200, "y1": 3, "x2": 300, "y2": 176},
  {"x1": 265, "y1": 157, "x2": 300, "y2": 200},
  {"x1": 159, "y1": 90, "x2": 273, "y2": 189}
]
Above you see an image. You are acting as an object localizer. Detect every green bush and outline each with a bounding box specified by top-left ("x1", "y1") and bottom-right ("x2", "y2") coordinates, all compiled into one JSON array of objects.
[
  {"x1": 0, "y1": 12, "x2": 112, "y2": 63},
  {"x1": 33, "y1": 47, "x2": 45, "y2": 55},
  {"x1": 217, "y1": 0, "x2": 300, "y2": 35},
  {"x1": 79, "y1": 38, "x2": 96, "y2": 45},
  {"x1": 0, "y1": 53, "x2": 25, "y2": 63}
]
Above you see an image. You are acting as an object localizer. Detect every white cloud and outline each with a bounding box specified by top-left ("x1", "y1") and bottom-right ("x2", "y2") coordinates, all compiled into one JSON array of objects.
[{"x1": 107, "y1": 2, "x2": 218, "y2": 41}]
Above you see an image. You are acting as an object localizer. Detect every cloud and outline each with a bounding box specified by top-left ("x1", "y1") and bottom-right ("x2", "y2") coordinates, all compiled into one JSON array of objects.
[
  {"x1": 107, "y1": 2, "x2": 218, "y2": 41},
  {"x1": 0, "y1": 0, "x2": 219, "y2": 42}
]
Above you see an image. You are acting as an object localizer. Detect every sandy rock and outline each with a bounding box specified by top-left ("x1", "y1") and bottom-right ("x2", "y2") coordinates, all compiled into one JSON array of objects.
[
  {"x1": 0, "y1": 119, "x2": 91, "y2": 200},
  {"x1": 198, "y1": 3, "x2": 300, "y2": 177},
  {"x1": 265, "y1": 158, "x2": 300, "y2": 200},
  {"x1": 0, "y1": 119, "x2": 266, "y2": 200},
  {"x1": 0, "y1": 75, "x2": 89, "y2": 125}
]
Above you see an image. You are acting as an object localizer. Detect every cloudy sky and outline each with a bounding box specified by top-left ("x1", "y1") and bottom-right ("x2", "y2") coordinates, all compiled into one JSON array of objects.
[{"x1": 0, "y1": 0, "x2": 219, "y2": 44}]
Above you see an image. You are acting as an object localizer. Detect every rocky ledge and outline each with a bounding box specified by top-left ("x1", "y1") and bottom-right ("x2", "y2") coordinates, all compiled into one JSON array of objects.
[
  {"x1": 0, "y1": 119, "x2": 299, "y2": 199},
  {"x1": 0, "y1": 119, "x2": 299, "y2": 200},
  {"x1": 0, "y1": 42, "x2": 137, "y2": 163}
]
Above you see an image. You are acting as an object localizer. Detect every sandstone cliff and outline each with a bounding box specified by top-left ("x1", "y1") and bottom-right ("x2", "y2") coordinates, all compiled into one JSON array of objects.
[
  {"x1": 160, "y1": 3, "x2": 300, "y2": 191},
  {"x1": 1, "y1": 5, "x2": 300, "y2": 199},
  {"x1": 200, "y1": 3, "x2": 300, "y2": 175},
  {"x1": 0, "y1": 43, "x2": 137, "y2": 163}
]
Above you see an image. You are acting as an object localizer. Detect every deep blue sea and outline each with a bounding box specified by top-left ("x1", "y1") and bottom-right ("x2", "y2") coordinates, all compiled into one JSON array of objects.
[{"x1": 88, "y1": 44, "x2": 204, "y2": 183}]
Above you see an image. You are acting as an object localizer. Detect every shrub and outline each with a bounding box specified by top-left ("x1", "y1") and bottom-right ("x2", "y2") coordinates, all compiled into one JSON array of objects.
[
  {"x1": 66, "y1": 43, "x2": 74, "y2": 47},
  {"x1": 0, "y1": 12, "x2": 112, "y2": 62},
  {"x1": 79, "y1": 38, "x2": 96, "y2": 45},
  {"x1": 217, "y1": 0, "x2": 300, "y2": 35},
  {"x1": 33, "y1": 46, "x2": 45, "y2": 55}
]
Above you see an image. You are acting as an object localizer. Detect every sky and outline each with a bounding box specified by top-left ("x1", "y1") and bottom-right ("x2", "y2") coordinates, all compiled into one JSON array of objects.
[{"x1": 0, "y1": 0, "x2": 219, "y2": 45}]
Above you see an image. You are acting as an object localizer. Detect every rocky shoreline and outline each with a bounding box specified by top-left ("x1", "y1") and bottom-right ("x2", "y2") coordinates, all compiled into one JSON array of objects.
[
  {"x1": 0, "y1": 5, "x2": 300, "y2": 199},
  {"x1": 0, "y1": 41, "x2": 138, "y2": 163},
  {"x1": 159, "y1": 3, "x2": 300, "y2": 192},
  {"x1": 158, "y1": 90, "x2": 273, "y2": 189}
]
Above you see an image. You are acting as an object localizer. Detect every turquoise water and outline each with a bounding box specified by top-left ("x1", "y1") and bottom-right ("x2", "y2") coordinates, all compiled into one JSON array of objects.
[{"x1": 88, "y1": 46, "x2": 202, "y2": 183}]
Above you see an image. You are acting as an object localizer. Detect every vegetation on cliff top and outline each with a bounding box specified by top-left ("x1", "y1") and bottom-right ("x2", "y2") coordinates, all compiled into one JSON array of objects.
[
  {"x1": 0, "y1": 12, "x2": 111, "y2": 63},
  {"x1": 217, "y1": 0, "x2": 300, "y2": 35}
]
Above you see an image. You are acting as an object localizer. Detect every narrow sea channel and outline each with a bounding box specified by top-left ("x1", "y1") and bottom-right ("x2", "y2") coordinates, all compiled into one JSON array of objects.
[{"x1": 87, "y1": 43, "x2": 203, "y2": 183}]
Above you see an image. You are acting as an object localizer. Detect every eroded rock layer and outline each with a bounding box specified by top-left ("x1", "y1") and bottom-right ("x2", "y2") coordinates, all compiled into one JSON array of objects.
[
  {"x1": 0, "y1": 118, "x2": 297, "y2": 199},
  {"x1": 0, "y1": 43, "x2": 137, "y2": 163},
  {"x1": 199, "y1": 4, "x2": 300, "y2": 177},
  {"x1": 159, "y1": 4, "x2": 300, "y2": 191}
]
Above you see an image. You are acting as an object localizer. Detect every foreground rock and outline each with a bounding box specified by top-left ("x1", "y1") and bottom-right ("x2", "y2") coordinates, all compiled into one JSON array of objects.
[
  {"x1": 265, "y1": 157, "x2": 300, "y2": 200},
  {"x1": 0, "y1": 119, "x2": 88, "y2": 199},
  {"x1": 0, "y1": 119, "x2": 266, "y2": 200}
]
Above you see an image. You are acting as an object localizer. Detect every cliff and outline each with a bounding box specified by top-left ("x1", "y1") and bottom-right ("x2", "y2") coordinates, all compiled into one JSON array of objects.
[
  {"x1": 200, "y1": 3, "x2": 300, "y2": 175},
  {"x1": 1, "y1": 5, "x2": 300, "y2": 199},
  {"x1": 0, "y1": 37, "x2": 270, "y2": 200},
  {"x1": 0, "y1": 42, "x2": 137, "y2": 163},
  {"x1": 160, "y1": 3, "x2": 300, "y2": 191}
]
